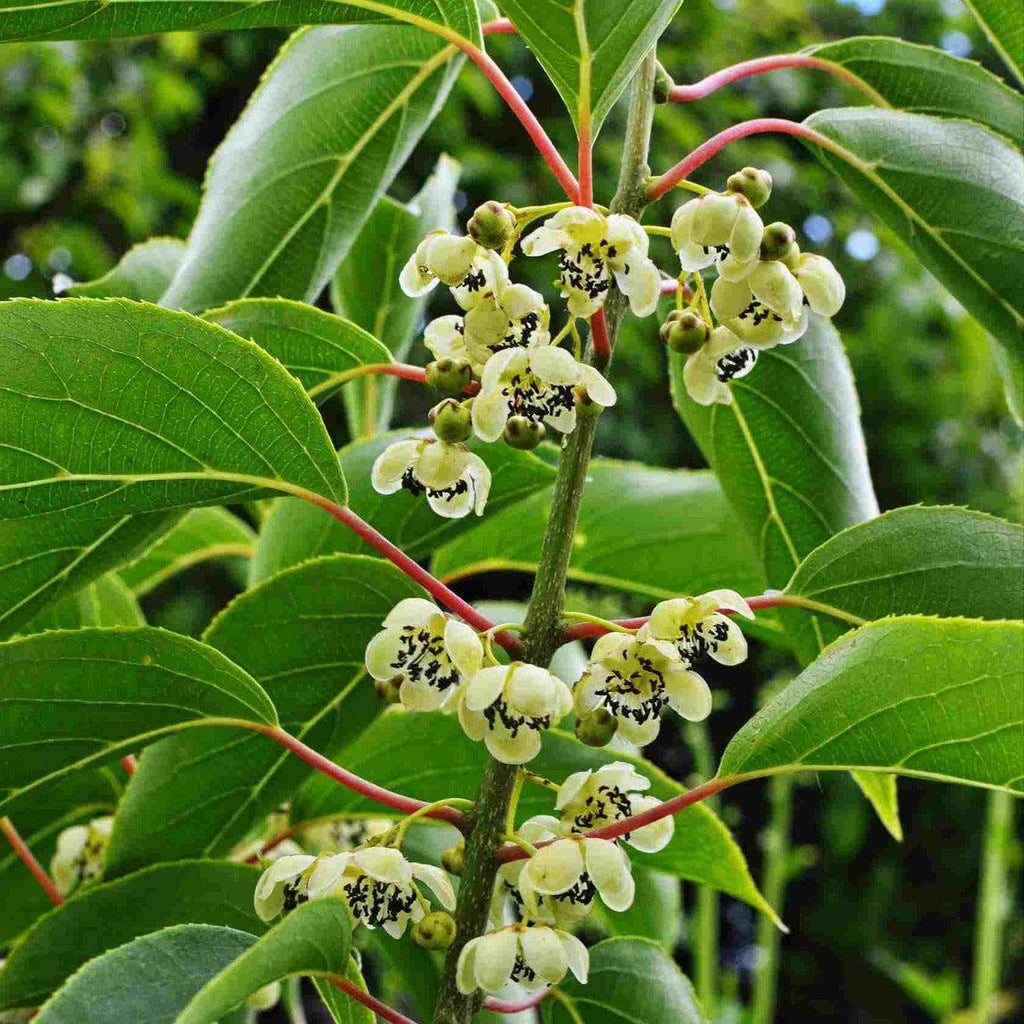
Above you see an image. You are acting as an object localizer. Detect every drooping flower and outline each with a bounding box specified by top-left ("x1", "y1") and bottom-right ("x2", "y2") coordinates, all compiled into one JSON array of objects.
[
  {"x1": 521, "y1": 206, "x2": 661, "y2": 318},
  {"x1": 399, "y1": 231, "x2": 502, "y2": 309},
  {"x1": 456, "y1": 922, "x2": 589, "y2": 995},
  {"x1": 681, "y1": 325, "x2": 759, "y2": 407},
  {"x1": 556, "y1": 762, "x2": 675, "y2": 854},
  {"x1": 300, "y1": 817, "x2": 394, "y2": 854},
  {"x1": 253, "y1": 853, "x2": 318, "y2": 921},
  {"x1": 671, "y1": 192, "x2": 764, "y2": 280},
  {"x1": 455, "y1": 663, "x2": 573, "y2": 764},
  {"x1": 308, "y1": 846, "x2": 455, "y2": 939},
  {"x1": 638, "y1": 590, "x2": 754, "y2": 668},
  {"x1": 575, "y1": 632, "x2": 711, "y2": 746},
  {"x1": 471, "y1": 346, "x2": 615, "y2": 443},
  {"x1": 793, "y1": 252, "x2": 845, "y2": 317},
  {"x1": 371, "y1": 437, "x2": 491, "y2": 519},
  {"x1": 50, "y1": 816, "x2": 113, "y2": 896},
  {"x1": 364, "y1": 597, "x2": 484, "y2": 712},
  {"x1": 710, "y1": 261, "x2": 808, "y2": 349}
]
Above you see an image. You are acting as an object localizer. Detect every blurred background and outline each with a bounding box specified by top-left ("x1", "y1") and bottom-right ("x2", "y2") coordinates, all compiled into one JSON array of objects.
[{"x1": 1, "y1": 0, "x2": 1021, "y2": 1020}]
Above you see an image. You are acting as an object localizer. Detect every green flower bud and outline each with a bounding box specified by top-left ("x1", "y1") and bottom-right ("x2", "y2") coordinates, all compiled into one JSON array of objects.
[
  {"x1": 659, "y1": 309, "x2": 709, "y2": 354},
  {"x1": 467, "y1": 201, "x2": 516, "y2": 251},
  {"x1": 575, "y1": 707, "x2": 618, "y2": 747},
  {"x1": 653, "y1": 62, "x2": 675, "y2": 104},
  {"x1": 760, "y1": 221, "x2": 797, "y2": 262},
  {"x1": 413, "y1": 910, "x2": 457, "y2": 950},
  {"x1": 374, "y1": 675, "x2": 403, "y2": 705},
  {"x1": 441, "y1": 837, "x2": 465, "y2": 875},
  {"x1": 503, "y1": 414, "x2": 545, "y2": 450},
  {"x1": 726, "y1": 166, "x2": 773, "y2": 209},
  {"x1": 425, "y1": 357, "x2": 473, "y2": 397},
  {"x1": 429, "y1": 398, "x2": 472, "y2": 444}
]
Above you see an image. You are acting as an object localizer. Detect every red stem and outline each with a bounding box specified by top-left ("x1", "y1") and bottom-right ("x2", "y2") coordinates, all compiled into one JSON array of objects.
[
  {"x1": 578, "y1": 122, "x2": 594, "y2": 208},
  {"x1": 120, "y1": 754, "x2": 138, "y2": 775},
  {"x1": 496, "y1": 777, "x2": 735, "y2": 863},
  {"x1": 1, "y1": 816, "x2": 64, "y2": 906},
  {"x1": 259, "y1": 725, "x2": 468, "y2": 826},
  {"x1": 482, "y1": 17, "x2": 516, "y2": 36},
  {"x1": 309, "y1": 500, "x2": 522, "y2": 656},
  {"x1": 244, "y1": 825, "x2": 302, "y2": 864},
  {"x1": 660, "y1": 277, "x2": 694, "y2": 299},
  {"x1": 330, "y1": 977, "x2": 417, "y2": 1024},
  {"x1": 668, "y1": 53, "x2": 877, "y2": 103},
  {"x1": 647, "y1": 118, "x2": 825, "y2": 200},
  {"x1": 462, "y1": 43, "x2": 579, "y2": 202},
  {"x1": 484, "y1": 990, "x2": 550, "y2": 1013},
  {"x1": 589, "y1": 308, "x2": 611, "y2": 364}
]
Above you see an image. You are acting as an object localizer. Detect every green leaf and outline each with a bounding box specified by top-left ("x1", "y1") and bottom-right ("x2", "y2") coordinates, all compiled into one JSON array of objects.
[
  {"x1": 497, "y1": 0, "x2": 681, "y2": 134},
  {"x1": 203, "y1": 299, "x2": 392, "y2": 404},
  {"x1": 853, "y1": 773, "x2": 902, "y2": 842},
  {"x1": 590, "y1": 869, "x2": 682, "y2": 949},
  {"x1": 784, "y1": 506, "x2": 1024, "y2": 663},
  {"x1": 718, "y1": 617, "x2": 1024, "y2": 793},
  {"x1": 0, "y1": 862, "x2": 263, "y2": 1010},
  {"x1": 432, "y1": 461, "x2": 765, "y2": 601},
  {"x1": 964, "y1": 0, "x2": 1023, "y2": 84},
  {"x1": 332, "y1": 154, "x2": 459, "y2": 437},
  {"x1": 22, "y1": 573, "x2": 144, "y2": 633},
  {"x1": 542, "y1": 937, "x2": 706, "y2": 1024},
  {"x1": 0, "y1": 297, "x2": 344, "y2": 635},
  {"x1": 250, "y1": 432, "x2": 557, "y2": 585},
  {"x1": 803, "y1": 109, "x2": 1024, "y2": 357},
  {"x1": 991, "y1": 335, "x2": 1024, "y2": 427},
  {"x1": 809, "y1": 37, "x2": 1023, "y2": 142},
  {"x1": 105, "y1": 555, "x2": 423, "y2": 876},
  {"x1": 65, "y1": 238, "x2": 186, "y2": 302},
  {"x1": 175, "y1": 898, "x2": 353, "y2": 1024},
  {"x1": 0, "y1": 627, "x2": 277, "y2": 817},
  {"x1": 0, "y1": 772, "x2": 120, "y2": 948},
  {"x1": 118, "y1": 508, "x2": 256, "y2": 598},
  {"x1": 33, "y1": 925, "x2": 258, "y2": 1024},
  {"x1": 314, "y1": 965, "x2": 376, "y2": 1024},
  {"x1": 293, "y1": 712, "x2": 776, "y2": 920},
  {"x1": 0, "y1": 1, "x2": 482, "y2": 47},
  {"x1": 161, "y1": 24, "x2": 463, "y2": 313}
]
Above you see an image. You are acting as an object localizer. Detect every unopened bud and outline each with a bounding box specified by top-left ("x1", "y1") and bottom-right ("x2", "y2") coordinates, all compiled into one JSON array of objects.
[
  {"x1": 425, "y1": 357, "x2": 473, "y2": 397},
  {"x1": 575, "y1": 708, "x2": 618, "y2": 747},
  {"x1": 760, "y1": 222, "x2": 797, "y2": 262},
  {"x1": 653, "y1": 62, "x2": 675, "y2": 104},
  {"x1": 503, "y1": 415, "x2": 545, "y2": 450},
  {"x1": 374, "y1": 675, "x2": 403, "y2": 704},
  {"x1": 726, "y1": 167, "x2": 773, "y2": 209},
  {"x1": 659, "y1": 309, "x2": 709, "y2": 354},
  {"x1": 467, "y1": 201, "x2": 516, "y2": 251},
  {"x1": 429, "y1": 398, "x2": 472, "y2": 443},
  {"x1": 413, "y1": 910, "x2": 457, "y2": 950},
  {"x1": 441, "y1": 838, "x2": 465, "y2": 875}
]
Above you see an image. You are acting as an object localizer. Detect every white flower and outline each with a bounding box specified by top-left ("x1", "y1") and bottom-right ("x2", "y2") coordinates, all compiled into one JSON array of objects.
[
  {"x1": 471, "y1": 346, "x2": 615, "y2": 443},
  {"x1": 682, "y1": 325, "x2": 759, "y2": 407},
  {"x1": 364, "y1": 597, "x2": 484, "y2": 712},
  {"x1": 556, "y1": 762, "x2": 675, "y2": 854},
  {"x1": 399, "y1": 230, "x2": 501, "y2": 309},
  {"x1": 455, "y1": 663, "x2": 573, "y2": 764},
  {"x1": 521, "y1": 206, "x2": 661, "y2": 318},
  {"x1": 300, "y1": 817, "x2": 394, "y2": 854},
  {"x1": 456, "y1": 923, "x2": 588, "y2": 995},
  {"x1": 671, "y1": 193, "x2": 764, "y2": 280},
  {"x1": 638, "y1": 590, "x2": 754, "y2": 668},
  {"x1": 50, "y1": 816, "x2": 112, "y2": 896},
  {"x1": 253, "y1": 853, "x2": 318, "y2": 921},
  {"x1": 710, "y1": 261, "x2": 808, "y2": 349},
  {"x1": 308, "y1": 846, "x2": 455, "y2": 939},
  {"x1": 793, "y1": 253, "x2": 845, "y2": 317},
  {"x1": 371, "y1": 437, "x2": 491, "y2": 519},
  {"x1": 575, "y1": 633, "x2": 711, "y2": 746}
]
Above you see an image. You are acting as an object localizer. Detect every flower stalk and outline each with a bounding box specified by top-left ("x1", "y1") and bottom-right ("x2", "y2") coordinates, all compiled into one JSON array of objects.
[{"x1": 1, "y1": 815, "x2": 64, "y2": 906}]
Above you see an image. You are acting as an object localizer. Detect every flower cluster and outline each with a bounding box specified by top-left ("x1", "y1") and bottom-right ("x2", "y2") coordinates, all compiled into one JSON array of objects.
[
  {"x1": 50, "y1": 816, "x2": 112, "y2": 896},
  {"x1": 667, "y1": 169, "x2": 845, "y2": 406}
]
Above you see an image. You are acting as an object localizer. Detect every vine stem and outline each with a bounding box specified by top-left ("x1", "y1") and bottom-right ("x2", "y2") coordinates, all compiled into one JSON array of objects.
[
  {"x1": 667, "y1": 53, "x2": 887, "y2": 106},
  {"x1": 482, "y1": 17, "x2": 516, "y2": 36},
  {"x1": 646, "y1": 119, "x2": 837, "y2": 200},
  {"x1": 1, "y1": 816, "x2": 64, "y2": 906},
  {"x1": 432, "y1": 48, "x2": 662, "y2": 1024},
  {"x1": 306, "y1": 499, "x2": 522, "y2": 656},
  {"x1": 257, "y1": 726, "x2": 468, "y2": 828},
  {"x1": 330, "y1": 977, "x2": 417, "y2": 1024},
  {"x1": 306, "y1": 362, "x2": 480, "y2": 402},
  {"x1": 120, "y1": 754, "x2": 138, "y2": 774}
]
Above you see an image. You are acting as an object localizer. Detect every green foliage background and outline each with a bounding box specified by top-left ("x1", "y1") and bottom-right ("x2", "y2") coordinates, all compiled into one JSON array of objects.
[{"x1": 1, "y1": 1, "x2": 1020, "y2": 1020}]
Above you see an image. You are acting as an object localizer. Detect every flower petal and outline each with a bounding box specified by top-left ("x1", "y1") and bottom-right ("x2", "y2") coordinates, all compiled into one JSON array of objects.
[
  {"x1": 703, "y1": 589, "x2": 754, "y2": 619},
  {"x1": 466, "y1": 665, "x2": 509, "y2": 711},
  {"x1": 624, "y1": 795, "x2": 676, "y2": 853},
  {"x1": 475, "y1": 929, "x2": 520, "y2": 993},
  {"x1": 399, "y1": 252, "x2": 437, "y2": 297},
  {"x1": 412, "y1": 862, "x2": 457, "y2": 911},
  {"x1": 710, "y1": 276, "x2": 752, "y2": 321},
  {"x1": 506, "y1": 664, "x2": 557, "y2": 718},
  {"x1": 664, "y1": 664, "x2": 713, "y2": 721},
  {"x1": 529, "y1": 344, "x2": 580, "y2": 386},
  {"x1": 486, "y1": 728, "x2": 542, "y2": 765},
  {"x1": 364, "y1": 628, "x2": 402, "y2": 682},
  {"x1": 613, "y1": 253, "x2": 661, "y2": 318},
  {"x1": 370, "y1": 440, "x2": 419, "y2": 494},
  {"x1": 353, "y1": 846, "x2": 411, "y2": 886},
  {"x1": 579, "y1": 364, "x2": 617, "y2": 408},
  {"x1": 560, "y1": 930, "x2": 590, "y2": 983},
  {"x1": 521, "y1": 224, "x2": 564, "y2": 257},
  {"x1": 445, "y1": 618, "x2": 484, "y2": 678},
  {"x1": 706, "y1": 613, "x2": 748, "y2": 665},
  {"x1": 749, "y1": 260, "x2": 803, "y2": 321},
  {"x1": 520, "y1": 926, "x2": 567, "y2": 984},
  {"x1": 583, "y1": 838, "x2": 635, "y2": 912},
  {"x1": 382, "y1": 597, "x2": 440, "y2": 629},
  {"x1": 525, "y1": 840, "x2": 585, "y2": 896},
  {"x1": 555, "y1": 769, "x2": 592, "y2": 811},
  {"x1": 471, "y1": 390, "x2": 511, "y2": 443},
  {"x1": 457, "y1": 938, "x2": 481, "y2": 994}
]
